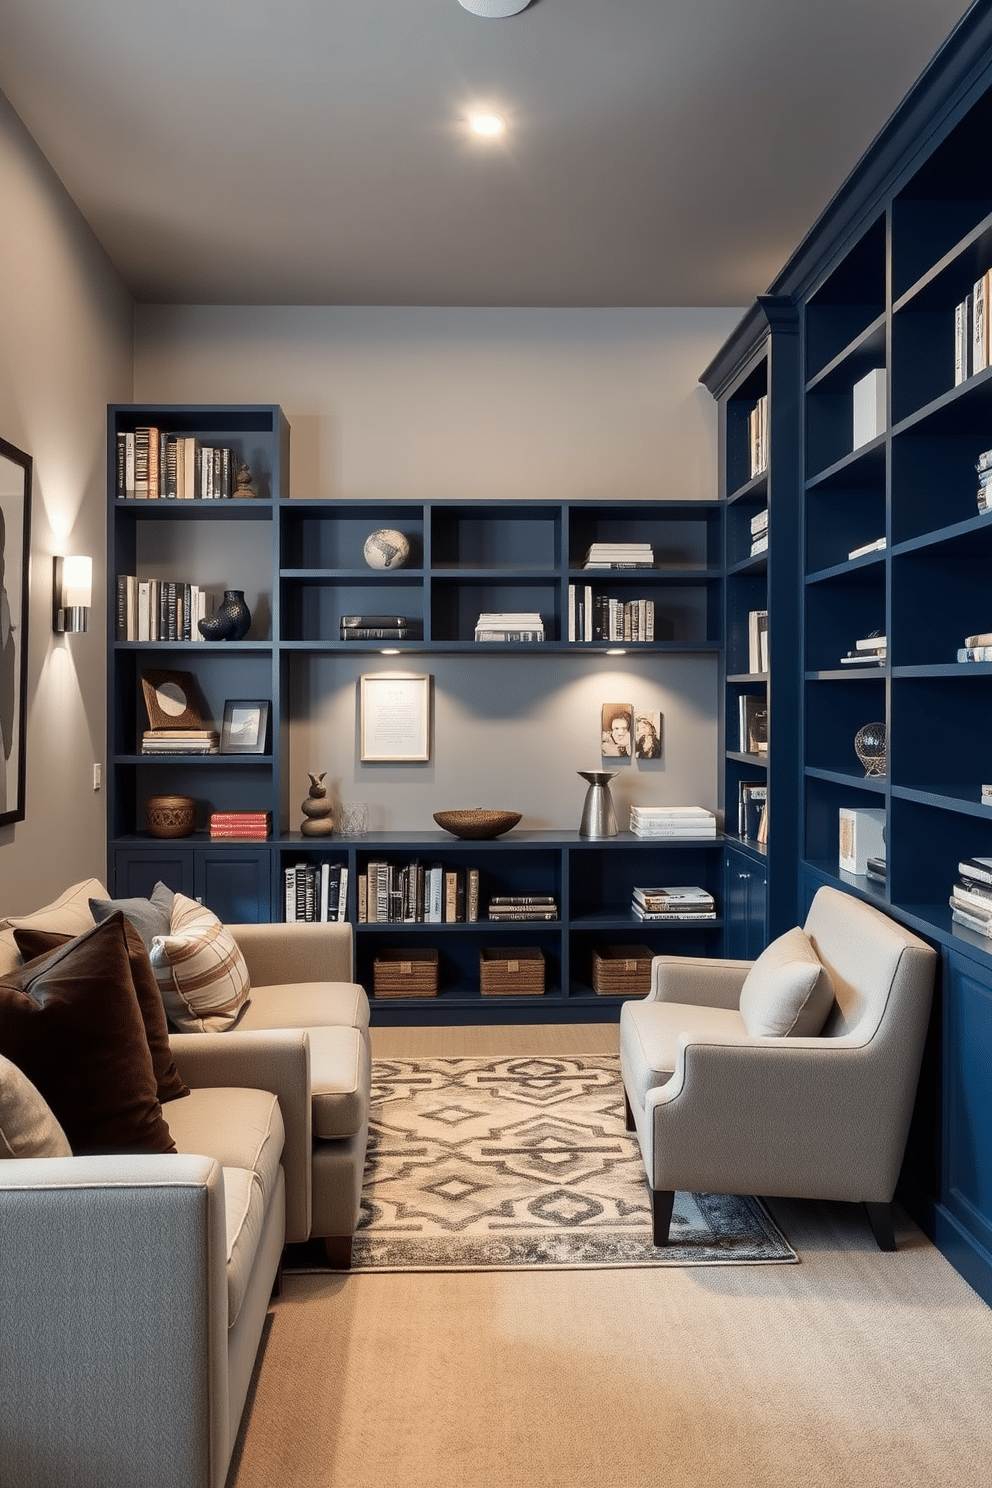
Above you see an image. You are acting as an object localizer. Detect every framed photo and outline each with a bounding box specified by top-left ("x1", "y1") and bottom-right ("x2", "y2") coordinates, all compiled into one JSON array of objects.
[
  {"x1": 0, "y1": 437, "x2": 31, "y2": 827},
  {"x1": 141, "y1": 669, "x2": 204, "y2": 731},
  {"x1": 360, "y1": 673, "x2": 431, "y2": 762},
  {"x1": 221, "y1": 699, "x2": 271, "y2": 755},
  {"x1": 601, "y1": 702, "x2": 633, "y2": 758},
  {"x1": 634, "y1": 710, "x2": 663, "y2": 760}
]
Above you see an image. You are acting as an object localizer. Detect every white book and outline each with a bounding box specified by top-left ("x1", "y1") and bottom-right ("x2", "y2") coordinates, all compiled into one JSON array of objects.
[
  {"x1": 974, "y1": 274, "x2": 988, "y2": 375},
  {"x1": 337, "y1": 866, "x2": 349, "y2": 921},
  {"x1": 848, "y1": 537, "x2": 886, "y2": 560},
  {"x1": 852, "y1": 368, "x2": 886, "y2": 449}
]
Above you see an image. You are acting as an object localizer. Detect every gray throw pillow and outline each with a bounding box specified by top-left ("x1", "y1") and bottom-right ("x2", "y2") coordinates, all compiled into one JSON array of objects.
[
  {"x1": 89, "y1": 880, "x2": 176, "y2": 951},
  {"x1": 738, "y1": 925, "x2": 835, "y2": 1038}
]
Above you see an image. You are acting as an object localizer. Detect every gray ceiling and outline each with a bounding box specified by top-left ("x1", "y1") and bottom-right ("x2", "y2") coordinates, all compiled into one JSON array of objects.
[{"x1": 0, "y1": 0, "x2": 976, "y2": 307}]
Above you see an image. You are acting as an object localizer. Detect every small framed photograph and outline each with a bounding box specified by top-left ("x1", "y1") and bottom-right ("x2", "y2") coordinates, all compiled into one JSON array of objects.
[
  {"x1": 634, "y1": 710, "x2": 663, "y2": 759},
  {"x1": 601, "y1": 702, "x2": 633, "y2": 758},
  {"x1": 360, "y1": 673, "x2": 431, "y2": 762},
  {"x1": 221, "y1": 699, "x2": 270, "y2": 755}
]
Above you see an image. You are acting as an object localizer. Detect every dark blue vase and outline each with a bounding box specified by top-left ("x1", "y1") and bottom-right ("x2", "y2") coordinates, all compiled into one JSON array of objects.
[{"x1": 198, "y1": 589, "x2": 251, "y2": 642}]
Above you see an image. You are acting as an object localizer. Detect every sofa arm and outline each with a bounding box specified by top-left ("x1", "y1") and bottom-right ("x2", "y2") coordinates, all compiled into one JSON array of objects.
[
  {"x1": 650, "y1": 955, "x2": 753, "y2": 1008},
  {"x1": 0, "y1": 1154, "x2": 229, "y2": 1488},
  {"x1": 169, "y1": 1029, "x2": 312, "y2": 1243},
  {"x1": 228, "y1": 920, "x2": 353, "y2": 986}
]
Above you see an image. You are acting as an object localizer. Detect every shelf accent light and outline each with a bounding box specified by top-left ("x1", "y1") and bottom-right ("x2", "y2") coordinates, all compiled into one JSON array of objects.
[{"x1": 53, "y1": 555, "x2": 92, "y2": 633}]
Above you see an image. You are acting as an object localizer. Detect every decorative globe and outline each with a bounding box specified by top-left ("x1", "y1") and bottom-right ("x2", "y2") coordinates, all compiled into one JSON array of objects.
[
  {"x1": 854, "y1": 722, "x2": 887, "y2": 777},
  {"x1": 363, "y1": 529, "x2": 411, "y2": 570}
]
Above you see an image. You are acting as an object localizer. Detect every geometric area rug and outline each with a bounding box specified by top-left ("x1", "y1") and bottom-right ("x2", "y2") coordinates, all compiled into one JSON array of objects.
[{"x1": 341, "y1": 1055, "x2": 797, "y2": 1272}]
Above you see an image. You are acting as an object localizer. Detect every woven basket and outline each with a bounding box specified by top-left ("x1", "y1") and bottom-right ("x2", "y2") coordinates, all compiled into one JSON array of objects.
[
  {"x1": 591, "y1": 944, "x2": 654, "y2": 997},
  {"x1": 373, "y1": 948, "x2": 439, "y2": 999},
  {"x1": 146, "y1": 794, "x2": 197, "y2": 839},
  {"x1": 479, "y1": 946, "x2": 544, "y2": 996}
]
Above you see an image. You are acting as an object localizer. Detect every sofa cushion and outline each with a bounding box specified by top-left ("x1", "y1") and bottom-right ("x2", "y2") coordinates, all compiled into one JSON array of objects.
[
  {"x1": 738, "y1": 925, "x2": 835, "y2": 1038},
  {"x1": 14, "y1": 921, "x2": 190, "y2": 1106},
  {"x1": 238, "y1": 981, "x2": 370, "y2": 1034},
  {"x1": 309, "y1": 1026, "x2": 370, "y2": 1140},
  {"x1": 164, "y1": 1086, "x2": 284, "y2": 1213},
  {"x1": 89, "y1": 880, "x2": 176, "y2": 951},
  {"x1": 149, "y1": 893, "x2": 251, "y2": 1033},
  {"x1": 620, "y1": 998, "x2": 747, "y2": 1101},
  {"x1": 0, "y1": 1052, "x2": 72, "y2": 1158},
  {"x1": 0, "y1": 914, "x2": 175, "y2": 1154},
  {"x1": 1, "y1": 877, "x2": 108, "y2": 934}
]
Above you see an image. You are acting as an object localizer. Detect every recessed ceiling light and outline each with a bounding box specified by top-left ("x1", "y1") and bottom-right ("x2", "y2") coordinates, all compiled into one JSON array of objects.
[
  {"x1": 458, "y1": 0, "x2": 531, "y2": 16},
  {"x1": 470, "y1": 113, "x2": 506, "y2": 138}
]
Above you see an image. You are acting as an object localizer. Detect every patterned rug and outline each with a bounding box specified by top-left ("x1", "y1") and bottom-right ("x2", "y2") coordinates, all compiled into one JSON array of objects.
[{"x1": 322, "y1": 1055, "x2": 795, "y2": 1272}]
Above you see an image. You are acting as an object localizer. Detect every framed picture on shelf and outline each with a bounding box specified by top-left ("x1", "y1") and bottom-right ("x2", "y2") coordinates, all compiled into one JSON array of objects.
[
  {"x1": 141, "y1": 669, "x2": 204, "y2": 731},
  {"x1": 0, "y1": 435, "x2": 31, "y2": 827},
  {"x1": 221, "y1": 699, "x2": 270, "y2": 754},
  {"x1": 360, "y1": 673, "x2": 431, "y2": 761}
]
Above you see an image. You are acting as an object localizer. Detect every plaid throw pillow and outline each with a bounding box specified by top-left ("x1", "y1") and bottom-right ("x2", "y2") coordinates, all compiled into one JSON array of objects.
[{"x1": 149, "y1": 893, "x2": 251, "y2": 1033}]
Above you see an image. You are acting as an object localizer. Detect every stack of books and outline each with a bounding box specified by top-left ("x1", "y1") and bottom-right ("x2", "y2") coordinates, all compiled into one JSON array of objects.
[
  {"x1": 841, "y1": 631, "x2": 887, "y2": 666},
  {"x1": 748, "y1": 395, "x2": 768, "y2": 477},
  {"x1": 957, "y1": 628, "x2": 992, "y2": 663},
  {"x1": 141, "y1": 728, "x2": 219, "y2": 755},
  {"x1": 866, "y1": 854, "x2": 886, "y2": 885},
  {"x1": 749, "y1": 508, "x2": 768, "y2": 556},
  {"x1": 284, "y1": 862, "x2": 348, "y2": 923},
  {"x1": 583, "y1": 542, "x2": 654, "y2": 570},
  {"x1": 474, "y1": 612, "x2": 544, "y2": 642},
  {"x1": 629, "y1": 805, "x2": 717, "y2": 838},
  {"x1": 950, "y1": 857, "x2": 992, "y2": 937},
  {"x1": 339, "y1": 613, "x2": 419, "y2": 641},
  {"x1": 210, "y1": 811, "x2": 271, "y2": 839},
  {"x1": 631, "y1": 885, "x2": 716, "y2": 921},
  {"x1": 487, "y1": 895, "x2": 558, "y2": 921}
]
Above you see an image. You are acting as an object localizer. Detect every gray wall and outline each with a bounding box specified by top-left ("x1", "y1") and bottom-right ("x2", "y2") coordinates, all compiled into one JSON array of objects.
[
  {"x1": 0, "y1": 89, "x2": 132, "y2": 916},
  {"x1": 134, "y1": 305, "x2": 741, "y2": 833}
]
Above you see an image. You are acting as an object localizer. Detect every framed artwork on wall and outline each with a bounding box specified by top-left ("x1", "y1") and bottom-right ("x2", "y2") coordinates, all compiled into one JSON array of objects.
[
  {"x1": 360, "y1": 673, "x2": 431, "y2": 761},
  {"x1": 0, "y1": 436, "x2": 32, "y2": 827}
]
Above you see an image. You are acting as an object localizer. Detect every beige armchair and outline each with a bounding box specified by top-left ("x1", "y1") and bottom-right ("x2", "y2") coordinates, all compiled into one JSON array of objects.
[{"x1": 620, "y1": 886, "x2": 937, "y2": 1250}]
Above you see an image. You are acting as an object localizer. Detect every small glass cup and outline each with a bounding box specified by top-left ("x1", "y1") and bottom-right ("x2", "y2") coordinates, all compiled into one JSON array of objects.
[{"x1": 340, "y1": 802, "x2": 369, "y2": 838}]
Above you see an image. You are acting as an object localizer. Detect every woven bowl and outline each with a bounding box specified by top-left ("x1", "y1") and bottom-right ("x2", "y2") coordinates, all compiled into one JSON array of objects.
[
  {"x1": 433, "y1": 808, "x2": 521, "y2": 840},
  {"x1": 146, "y1": 794, "x2": 197, "y2": 839}
]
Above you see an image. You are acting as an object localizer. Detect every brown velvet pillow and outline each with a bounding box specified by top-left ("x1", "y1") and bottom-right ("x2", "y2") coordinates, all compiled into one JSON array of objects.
[
  {"x1": 15, "y1": 920, "x2": 190, "y2": 1106},
  {"x1": 0, "y1": 913, "x2": 175, "y2": 1154}
]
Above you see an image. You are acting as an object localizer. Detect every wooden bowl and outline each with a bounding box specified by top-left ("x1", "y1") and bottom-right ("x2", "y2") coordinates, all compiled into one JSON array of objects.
[
  {"x1": 433, "y1": 809, "x2": 521, "y2": 840},
  {"x1": 146, "y1": 794, "x2": 197, "y2": 839}
]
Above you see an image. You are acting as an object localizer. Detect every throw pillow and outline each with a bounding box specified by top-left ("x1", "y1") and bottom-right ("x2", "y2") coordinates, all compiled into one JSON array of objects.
[
  {"x1": 738, "y1": 925, "x2": 835, "y2": 1038},
  {"x1": 0, "y1": 1052, "x2": 72, "y2": 1158},
  {"x1": 14, "y1": 920, "x2": 190, "y2": 1106},
  {"x1": 149, "y1": 893, "x2": 251, "y2": 1033},
  {"x1": 2, "y1": 877, "x2": 109, "y2": 935},
  {"x1": 0, "y1": 914, "x2": 176, "y2": 1154},
  {"x1": 88, "y1": 880, "x2": 176, "y2": 951}
]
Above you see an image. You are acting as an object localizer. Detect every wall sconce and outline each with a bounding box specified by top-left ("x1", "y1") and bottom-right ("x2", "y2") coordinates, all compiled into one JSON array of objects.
[{"x1": 53, "y1": 555, "x2": 92, "y2": 633}]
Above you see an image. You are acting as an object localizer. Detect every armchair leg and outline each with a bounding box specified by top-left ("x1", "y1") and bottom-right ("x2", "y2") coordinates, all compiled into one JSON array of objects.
[
  {"x1": 623, "y1": 1087, "x2": 636, "y2": 1133},
  {"x1": 864, "y1": 1201, "x2": 896, "y2": 1252},
  {"x1": 323, "y1": 1235, "x2": 354, "y2": 1270},
  {"x1": 650, "y1": 1187, "x2": 676, "y2": 1246}
]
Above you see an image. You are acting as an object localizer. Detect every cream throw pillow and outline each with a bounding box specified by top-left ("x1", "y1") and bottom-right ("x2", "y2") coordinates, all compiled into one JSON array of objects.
[
  {"x1": 0, "y1": 1052, "x2": 72, "y2": 1158},
  {"x1": 738, "y1": 925, "x2": 834, "y2": 1038},
  {"x1": 2, "y1": 877, "x2": 109, "y2": 935},
  {"x1": 149, "y1": 894, "x2": 251, "y2": 1033}
]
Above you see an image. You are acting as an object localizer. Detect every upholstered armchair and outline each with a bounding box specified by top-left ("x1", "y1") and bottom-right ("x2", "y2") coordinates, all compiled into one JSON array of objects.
[{"x1": 620, "y1": 886, "x2": 937, "y2": 1250}]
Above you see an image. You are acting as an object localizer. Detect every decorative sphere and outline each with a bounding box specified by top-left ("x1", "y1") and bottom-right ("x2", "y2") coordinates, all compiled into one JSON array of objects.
[
  {"x1": 854, "y1": 722, "x2": 887, "y2": 777},
  {"x1": 363, "y1": 529, "x2": 410, "y2": 570}
]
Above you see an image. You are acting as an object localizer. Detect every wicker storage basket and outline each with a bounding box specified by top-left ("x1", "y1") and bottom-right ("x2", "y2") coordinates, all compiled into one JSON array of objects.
[
  {"x1": 373, "y1": 948, "x2": 439, "y2": 998},
  {"x1": 479, "y1": 946, "x2": 545, "y2": 996},
  {"x1": 591, "y1": 944, "x2": 654, "y2": 997}
]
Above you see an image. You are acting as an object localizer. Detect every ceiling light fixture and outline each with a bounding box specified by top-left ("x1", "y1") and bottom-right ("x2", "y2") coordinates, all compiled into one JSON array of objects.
[
  {"x1": 458, "y1": 0, "x2": 531, "y2": 16},
  {"x1": 470, "y1": 113, "x2": 505, "y2": 138}
]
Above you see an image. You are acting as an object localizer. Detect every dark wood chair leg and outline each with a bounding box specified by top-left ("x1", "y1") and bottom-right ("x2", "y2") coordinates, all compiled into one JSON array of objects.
[
  {"x1": 650, "y1": 1187, "x2": 676, "y2": 1246},
  {"x1": 323, "y1": 1235, "x2": 354, "y2": 1270},
  {"x1": 865, "y1": 1201, "x2": 896, "y2": 1251},
  {"x1": 623, "y1": 1087, "x2": 636, "y2": 1132}
]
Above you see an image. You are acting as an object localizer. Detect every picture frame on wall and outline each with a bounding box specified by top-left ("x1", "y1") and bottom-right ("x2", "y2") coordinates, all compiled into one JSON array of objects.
[
  {"x1": 221, "y1": 699, "x2": 271, "y2": 754},
  {"x1": 360, "y1": 673, "x2": 431, "y2": 762},
  {"x1": 0, "y1": 436, "x2": 32, "y2": 827}
]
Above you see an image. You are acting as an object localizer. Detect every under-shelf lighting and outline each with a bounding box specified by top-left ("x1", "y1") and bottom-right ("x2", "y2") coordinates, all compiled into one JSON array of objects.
[
  {"x1": 470, "y1": 113, "x2": 505, "y2": 137},
  {"x1": 606, "y1": 648, "x2": 627, "y2": 656},
  {"x1": 53, "y1": 555, "x2": 92, "y2": 633},
  {"x1": 380, "y1": 648, "x2": 401, "y2": 655}
]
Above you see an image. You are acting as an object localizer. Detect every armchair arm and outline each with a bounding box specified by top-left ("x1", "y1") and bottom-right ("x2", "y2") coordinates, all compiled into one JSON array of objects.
[
  {"x1": 645, "y1": 1030, "x2": 910, "y2": 1204},
  {"x1": 650, "y1": 955, "x2": 753, "y2": 1009},
  {"x1": 169, "y1": 1029, "x2": 312, "y2": 1243},
  {"x1": 0, "y1": 1154, "x2": 229, "y2": 1488},
  {"x1": 228, "y1": 920, "x2": 353, "y2": 986}
]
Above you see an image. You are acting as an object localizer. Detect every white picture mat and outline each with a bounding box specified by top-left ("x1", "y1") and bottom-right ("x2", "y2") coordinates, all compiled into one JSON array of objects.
[{"x1": 360, "y1": 674, "x2": 430, "y2": 761}]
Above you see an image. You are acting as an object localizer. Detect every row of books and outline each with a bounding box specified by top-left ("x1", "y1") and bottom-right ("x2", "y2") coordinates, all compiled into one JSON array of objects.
[
  {"x1": 583, "y1": 542, "x2": 654, "y2": 570},
  {"x1": 954, "y1": 273, "x2": 992, "y2": 386},
  {"x1": 474, "y1": 612, "x2": 545, "y2": 642},
  {"x1": 950, "y1": 856, "x2": 992, "y2": 938},
  {"x1": 841, "y1": 631, "x2": 887, "y2": 667},
  {"x1": 737, "y1": 781, "x2": 767, "y2": 842},
  {"x1": 747, "y1": 609, "x2": 768, "y2": 674},
  {"x1": 211, "y1": 811, "x2": 272, "y2": 839},
  {"x1": 956, "y1": 627, "x2": 992, "y2": 663},
  {"x1": 115, "y1": 428, "x2": 244, "y2": 500},
  {"x1": 748, "y1": 395, "x2": 768, "y2": 479},
  {"x1": 749, "y1": 507, "x2": 768, "y2": 556},
  {"x1": 977, "y1": 446, "x2": 992, "y2": 513},
  {"x1": 339, "y1": 613, "x2": 421, "y2": 641},
  {"x1": 629, "y1": 805, "x2": 717, "y2": 838},
  {"x1": 737, "y1": 694, "x2": 768, "y2": 756},
  {"x1": 631, "y1": 885, "x2": 716, "y2": 921},
  {"x1": 284, "y1": 862, "x2": 349, "y2": 922},
  {"x1": 359, "y1": 861, "x2": 480, "y2": 923},
  {"x1": 117, "y1": 574, "x2": 216, "y2": 642},
  {"x1": 566, "y1": 587, "x2": 667, "y2": 643},
  {"x1": 142, "y1": 728, "x2": 219, "y2": 756}
]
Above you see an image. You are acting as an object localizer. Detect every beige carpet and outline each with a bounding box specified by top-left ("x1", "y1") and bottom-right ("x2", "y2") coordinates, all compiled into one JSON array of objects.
[{"x1": 227, "y1": 1026, "x2": 992, "y2": 1488}]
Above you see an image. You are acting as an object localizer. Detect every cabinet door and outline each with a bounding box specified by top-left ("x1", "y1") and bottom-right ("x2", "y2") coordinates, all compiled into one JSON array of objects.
[
  {"x1": 943, "y1": 948, "x2": 992, "y2": 1260},
  {"x1": 113, "y1": 847, "x2": 194, "y2": 900},
  {"x1": 196, "y1": 848, "x2": 271, "y2": 923},
  {"x1": 724, "y1": 853, "x2": 768, "y2": 961}
]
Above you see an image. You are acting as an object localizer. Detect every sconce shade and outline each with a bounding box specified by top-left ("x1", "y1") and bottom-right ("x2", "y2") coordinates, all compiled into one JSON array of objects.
[{"x1": 54, "y1": 555, "x2": 92, "y2": 633}]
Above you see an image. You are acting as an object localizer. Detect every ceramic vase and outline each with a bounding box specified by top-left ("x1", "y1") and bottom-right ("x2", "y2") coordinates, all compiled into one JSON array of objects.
[
  {"x1": 300, "y1": 772, "x2": 335, "y2": 836},
  {"x1": 198, "y1": 590, "x2": 252, "y2": 642},
  {"x1": 577, "y1": 770, "x2": 619, "y2": 837}
]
